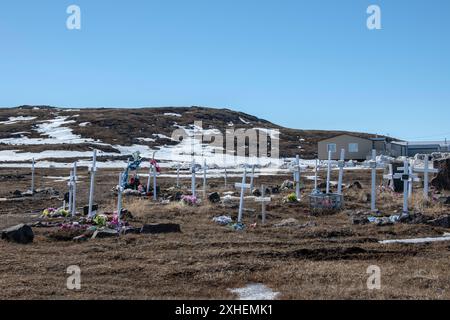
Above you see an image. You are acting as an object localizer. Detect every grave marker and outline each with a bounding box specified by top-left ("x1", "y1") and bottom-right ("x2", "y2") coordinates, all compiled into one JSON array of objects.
[
  {"x1": 337, "y1": 149, "x2": 345, "y2": 195},
  {"x1": 224, "y1": 168, "x2": 228, "y2": 189},
  {"x1": 254, "y1": 184, "x2": 271, "y2": 224},
  {"x1": 235, "y1": 168, "x2": 251, "y2": 223},
  {"x1": 393, "y1": 160, "x2": 419, "y2": 215},
  {"x1": 249, "y1": 165, "x2": 256, "y2": 191},
  {"x1": 117, "y1": 171, "x2": 124, "y2": 224},
  {"x1": 203, "y1": 159, "x2": 208, "y2": 198},
  {"x1": 68, "y1": 170, "x2": 73, "y2": 215},
  {"x1": 152, "y1": 163, "x2": 157, "y2": 201},
  {"x1": 191, "y1": 159, "x2": 196, "y2": 197},
  {"x1": 314, "y1": 159, "x2": 319, "y2": 192},
  {"x1": 413, "y1": 156, "x2": 439, "y2": 199},
  {"x1": 326, "y1": 150, "x2": 332, "y2": 194},
  {"x1": 383, "y1": 163, "x2": 394, "y2": 190},
  {"x1": 87, "y1": 149, "x2": 97, "y2": 218},
  {"x1": 369, "y1": 149, "x2": 377, "y2": 212},
  {"x1": 71, "y1": 162, "x2": 77, "y2": 216},
  {"x1": 176, "y1": 163, "x2": 180, "y2": 188},
  {"x1": 290, "y1": 155, "x2": 301, "y2": 200}
]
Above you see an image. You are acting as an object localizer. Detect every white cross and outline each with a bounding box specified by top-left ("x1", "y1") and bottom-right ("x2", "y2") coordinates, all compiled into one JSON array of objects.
[
  {"x1": 383, "y1": 163, "x2": 394, "y2": 191},
  {"x1": 393, "y1": 160, "x2": 419, "y2": 215},
  {"x1": 290, "y1": 155, "x2": 302, "y2": 200},
  {"x1": 87, "y1": 149, "x2": 97, "y2": 218},
  {"x1": 337, "y1": 149, "x2": 346, "y2": 195},
  {"x1": 117, "y1": 171, "x2": 124, "y2": 224},
  {"x1": 413, "y1": 156, "x2": 439, "y2": 199},
  {"x1": 326, "y1": 150, "x2": 332, "y2": 194},
  {"x1": 152, "y1": 163, "x2": 158, "y2": 201},
  {"x1": 235, "y1": 168, "x2": 251, "y2": 223},
  {"x1": 249, "y1": 165, "x2": 256, "y2": 192},
  {"x1": 191, "y1": 159, "x2": 196, "y2": 197},
  {"x1": 68, "y1": 169, "x2": 73, "y2": 215},
  {"x1": 71, "y1": 162, "x2": 77, "y2": 217},
  {"x1": 313, "y1": 159, "x2": 320, "y2": 193},
  {"x1": 369, "y1": 149, "x2": 378, "y2": 212},
  {"x1": 254, "y1": 184, "x2": 271, "y2": 224}
]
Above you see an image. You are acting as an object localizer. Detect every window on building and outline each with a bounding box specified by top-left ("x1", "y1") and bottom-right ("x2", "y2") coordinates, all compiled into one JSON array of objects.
[
  {"x1": 327, "y1": 143, "x2": 337, "y2": 153},
  {"x1": 349, "y1": 143, "x2": 359, "y2": 153}
]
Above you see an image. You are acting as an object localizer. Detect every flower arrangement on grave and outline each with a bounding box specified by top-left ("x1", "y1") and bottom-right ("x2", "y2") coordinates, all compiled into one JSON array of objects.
[
  {"x1": 181, "y1": 195, "x2": 198, "y2": 206},
  {"x1": 42, "y1": 207, "x2": 70, "y2": 218},
  {"x1": 93, "y1": 214, "x2": 108, "y2": 227},
  {"x1": 283, "y1": 193, "x2": 298, "y2": 203}
]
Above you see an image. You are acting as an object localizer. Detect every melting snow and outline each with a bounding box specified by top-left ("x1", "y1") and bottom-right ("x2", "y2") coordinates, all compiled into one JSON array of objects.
[
  {"x1": 229, "y1": 283, "x2": 280, "y2": 300},
  {"x1": 164, "y1": 112, "x2": 182, "y2": 117},
  {"x1": 0, "y1": 116, "x2": 37, "y2": 125}
]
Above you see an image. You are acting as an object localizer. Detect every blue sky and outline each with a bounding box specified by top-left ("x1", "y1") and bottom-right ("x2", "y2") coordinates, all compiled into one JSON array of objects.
[{"x1": 0, "y1": 0, "x2": 449, "y2": 140}]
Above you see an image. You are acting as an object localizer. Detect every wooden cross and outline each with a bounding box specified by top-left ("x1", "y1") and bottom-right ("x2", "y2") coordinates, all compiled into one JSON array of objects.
[
  {"x1": 393, "y1": 160, "x2": 419, "y2": 215},
  {"x1": 235, "y1": 168, "x2": 251, "y2": 223},
  {"x1": 254, "y1": 185, "x2": 271, "y2": 224},
  {"x1": 413, "y1": 156, "x2": 439, "y2": 199},
  {"x1": 290, "y1": 155, "x2": 302, "y2": 200},
  {"x1": 191, "y1": 159, "x2": 196, "y2": 197},
  {"x1": 369, "y1": 149, "x2": 378, "y2": 212},
  {"x1": 337, "y1": 149, "x2": 346, "y2": 195},
  {"x1": 87, "y1": 149, "x2": 98, "y2": 218},
  {"x1": 326, "y1": 150, "x2": 332, "y2": 194},
  {"x1": 383, "y1": 163, "x2": 394, "y2": 190},
  {"x1": 203, "y1": 159, "x2": 208, "y2": 198},
  {"x1": 71, "y1": 161, "x2": 77, "y2": 216}
]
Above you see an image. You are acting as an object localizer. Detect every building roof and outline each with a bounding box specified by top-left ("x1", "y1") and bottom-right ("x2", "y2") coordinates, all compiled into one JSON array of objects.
[
  {"x1": 391, "y1": 140, "x2": 450, "y2": 147},
  {"x1": 319, "y1": 134, "x2": 386, "y2": 142}
]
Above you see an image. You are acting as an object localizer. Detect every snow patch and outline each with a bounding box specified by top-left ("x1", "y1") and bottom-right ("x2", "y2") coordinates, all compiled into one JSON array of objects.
[{"x1": 229, "y1": 283, "x2": 280, "y2": 300}]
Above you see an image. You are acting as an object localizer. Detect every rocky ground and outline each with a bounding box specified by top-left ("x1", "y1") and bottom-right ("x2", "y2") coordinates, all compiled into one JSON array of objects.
[{"x1": 1, "y1": 167, "x2": 450, "y2": 300}]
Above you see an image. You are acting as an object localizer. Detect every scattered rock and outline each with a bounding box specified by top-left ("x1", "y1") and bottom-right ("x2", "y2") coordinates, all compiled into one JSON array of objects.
[
  {"x1": 208, "y1": 192, "x2": 221, "y2": 203},
  {"x1": 271, "y1": 186, "x2": 280, "y2": 194},
  {"x1": 351, "y1": 216, "x2": 369, "y2": 225},
  {"x1": 83, "y1": 204, "x2": 99, "y2": 215},
  {"x1": 91, "y1": 228, "x2": 119, "y2": 239},
  {"x1": 428, "y1": 216, "x2": 450, "y2": 228},
  {"x1": 1, "y1": 224, "x2": 34, "y2": 244},
  {"x1": 120, "y1": 226, "x2": 141, "y2": 235},
  {"x1": 281, "y1": 180, "x2": 294, "y2": 190},
  {"x1": 252, "y1": 188, "x2": 262, "y2": 197},
  {"x1": 140, "y1": 223, "x2": 181, "y2": 234}
]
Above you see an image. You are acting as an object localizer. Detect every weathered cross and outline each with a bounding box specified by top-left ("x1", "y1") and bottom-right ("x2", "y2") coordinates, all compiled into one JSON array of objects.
[
  {"x1": 224, "y1": 168, "x2": 228, "y2": 189},
  {"x1": 326, "y1": 150, "x2": 332, "y2": 194},
  {"x1": 383, "y1": 163, "x2": 394, "y2": 191},
  {"x1": 235, "y1": 167, "x2": 251, "y2": 223},
  {"x1": 337, "y1": 149, "x2": 346, "y2": 195},
  {"x1": 87, "y1": 149, "x2": 98, "y2": 218},
  {"x1": 176, "y1": 163, "x2": 181, "y2": 188},
  {"x1": 369, "y1": 149, "x2": 378, "y2": 212},
  {"x1": 152, "y1": 163, "x2": 158, "y2": 201},
  {"x1": 71, "y1": 161, "x2": 77, "y2": 216},
  {"x1": 254, "y1": 184, "x2": 271, "y2": 224},
  {"x1": 413, "y1": 156, "x2": 439, "y2": 199},
  {"x1": 290, "y1": 155, "x2": 302, "y2": 200},
  {"x1": 313, "y1": 159, "x2": 320, "y2": 193},
  {"x1": 191, "y1": 159, "x2": 197, "y2": 197},
  {"x1": 117, "y1": 171, "x2": 124, "y2": 223},
  {"x1": 393, "y1": 160, "x2": 419, "y2": 215}
]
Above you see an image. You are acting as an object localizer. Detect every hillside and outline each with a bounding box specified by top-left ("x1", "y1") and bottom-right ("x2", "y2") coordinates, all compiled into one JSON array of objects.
[{"x1": 0, "y1": 105, "x2": 386, "y2": 165}]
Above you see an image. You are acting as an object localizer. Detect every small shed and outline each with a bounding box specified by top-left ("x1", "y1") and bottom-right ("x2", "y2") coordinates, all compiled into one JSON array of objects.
[{"x1": 318, "y1": 134, "x2": 386, "y2": 160}]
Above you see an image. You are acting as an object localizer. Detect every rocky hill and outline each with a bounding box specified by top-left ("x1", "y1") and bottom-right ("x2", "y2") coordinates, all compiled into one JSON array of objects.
[{"x1": 0, "y1": 105, "x2": 387, "y2": 165}]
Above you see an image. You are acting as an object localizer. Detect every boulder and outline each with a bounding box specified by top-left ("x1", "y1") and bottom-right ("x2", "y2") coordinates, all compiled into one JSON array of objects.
[
  {"x1": 252, "y1": 188, "x2": 262, "y2": 197},
  {"x1": 120, "y1": 226, "x2": 141, "y2": 235},
  {"x1": 271, "y1": 186, "x2": 280, "y2": 194},
  {"x1": 1, "y1": 224, "x2": 34, "y2": 244},
  {"x1": 208, "y1": 192, "x2": 221, "y2": 203},
  {"x1": 91, "y1": 228, "x2": 119, "y2": 239},
  {"x1": 431, "y1": 158, "x2": 450, "y2": 190},
  {"x1": 140, "y1": 223, "x2": 181, "y2": 234}
]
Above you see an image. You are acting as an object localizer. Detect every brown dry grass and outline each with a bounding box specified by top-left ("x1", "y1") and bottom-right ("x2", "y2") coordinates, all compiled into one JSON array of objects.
[{"x1": 1, "y1": 167, "x2": 450, "y2": 300}]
